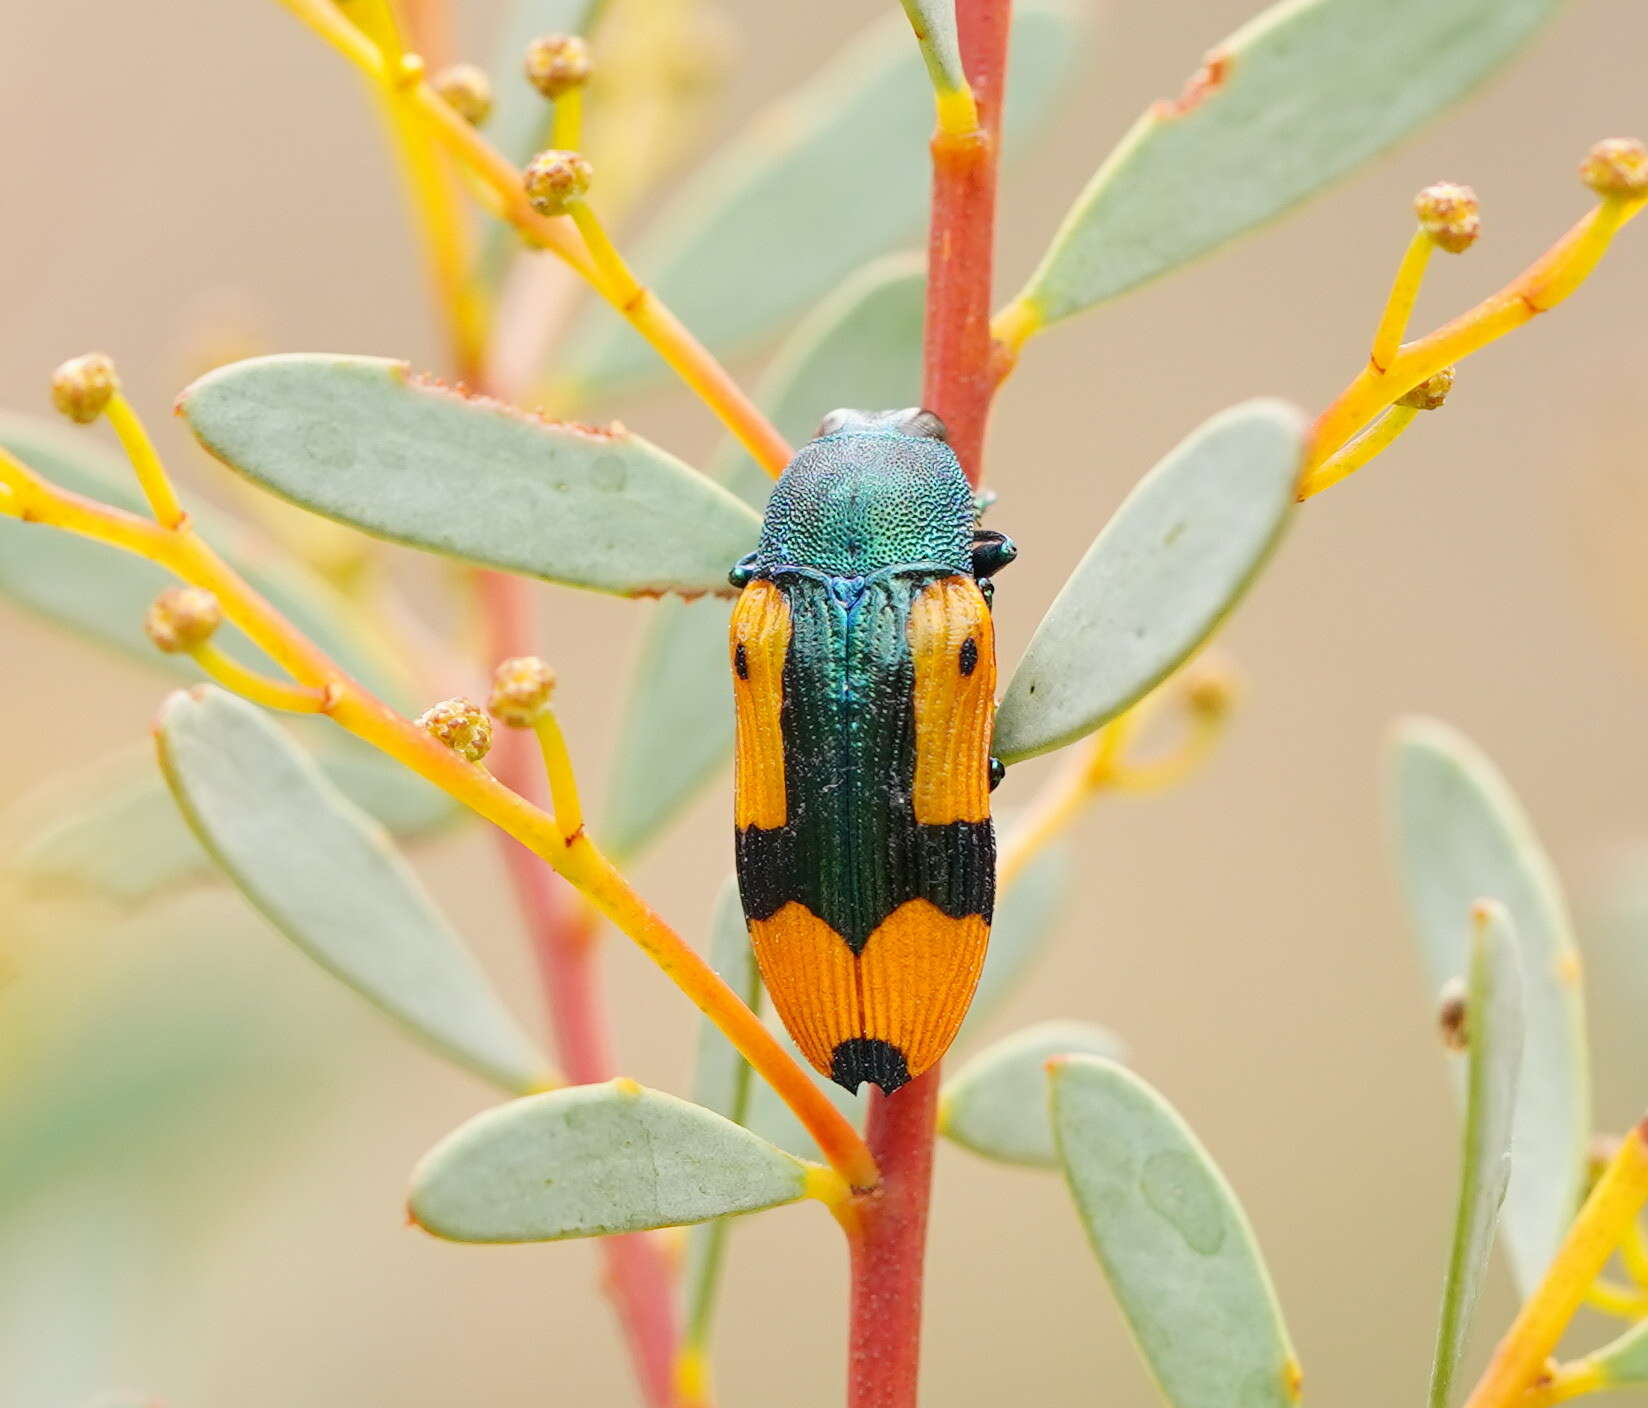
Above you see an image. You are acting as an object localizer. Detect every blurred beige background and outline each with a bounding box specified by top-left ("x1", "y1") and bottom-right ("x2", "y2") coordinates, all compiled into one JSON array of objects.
[{"x1": 4, "y1": 1, "x2": 1648, "y2": 1405}]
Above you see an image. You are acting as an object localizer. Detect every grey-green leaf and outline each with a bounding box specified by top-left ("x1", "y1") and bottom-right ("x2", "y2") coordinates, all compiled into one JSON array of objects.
[
  {"x1": 177, "y1": 354, "x2": 760, "y2": 598},
  {"x1": 1013, "y1": 0, "x2": 1560, "y2": 324},
  {"x1": 1595, "y1": 1317, "x2": 1648, "y2": 1387},
  {"x1": 0, "y1": 412, "x2": 405, "y2": 698},
  {"x1": 1431, "y1": 901, "x2": 1524, "y2": 1408},
  {"x1": 554, "y1": 2, "x2": 1080, "y2": 394},
  {"x1": 1051, "y1": 1056, "x2": 1301, "y2": 1408},
  {"x1": 963, "y1": 830, "x2": 1074, "y2": 1036},
  {"x1": 7, "y1": 737, "x2": 453, "y2": 906},
  {"x1": 1387, "y1": 717, "x2": 1590, "y2": 1295},
  {"x1": 409, "y1": 1079, "x2": 810, "y2": 1242},
  {"x1": 899, "y1": 0, "x2": 968, "y2": 104},
  {"x1": 994, "y1": 399, "x2": 1303, "y2": 764},
  {"x1": 601, "y1": 256, "x2": 926, "y2": 858},
  {"x1": 942, "y1": 1019, "x2": 1126, "y2": 1167},
  {"x1": 155, "y1": 686, "x2": 550, "y2": 1095}
]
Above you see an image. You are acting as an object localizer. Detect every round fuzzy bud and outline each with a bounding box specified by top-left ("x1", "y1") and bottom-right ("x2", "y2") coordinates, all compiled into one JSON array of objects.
[
  {"x1": 144, "y1": 586, "x2": 221, "y2": 654},
  {"x1": 417, "y1": 697, "x2": 493, "y2": 763},
  {"x1": 488, "y1": 655, "x2": 558, "y2": 727},
  {"x1": 432, "y1": 63, "x2": 494, "y2": 126},
  {"x1": 1580, "y1": 138, "x2": 1648, "y2": 199},
  {"x1": 1437, "y1": 976, "x2": 1469, "y2": 1052},
  {"x1": 50, "y1": 352, "x2": 119, "y2": 424},
  {"x1": 1397, "y1": 366, "x2": 1457, "y2": 411},
  {"x1": 525, "y1": 33, "x2": 592, "y2": 100},
  {"x1": 523, "y1": 148, "x2": 592, "y2": 216},
  {"x1": 1414, "y1": 182, "x2": 1481, "y2": 254}
]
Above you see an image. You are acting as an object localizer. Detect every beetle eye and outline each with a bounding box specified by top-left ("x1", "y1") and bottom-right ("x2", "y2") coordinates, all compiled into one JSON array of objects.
[
  {"x1": 815, "y1": 408, "x2": 855, "y2": 437},
  {"x1": 898, "y1": 408, "x2": 949, "y2": 442}
]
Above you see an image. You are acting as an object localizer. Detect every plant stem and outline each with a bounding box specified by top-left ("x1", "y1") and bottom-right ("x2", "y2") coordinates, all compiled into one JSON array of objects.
[
  {"x1": 845, "y1": 4, "x2": 1013, "y2": 1404},
  {"x1": 920, "y1": 1, "x2": 1010, "y2": 486},
  {"x1": 477, "y1": 569, "x2": 682, "y2": 1408},
  {"x1": 848, "y1": 1070, "x2": 943, "y2": 1408}
]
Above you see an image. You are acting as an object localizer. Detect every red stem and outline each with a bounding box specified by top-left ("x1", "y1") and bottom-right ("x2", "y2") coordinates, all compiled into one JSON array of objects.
[
  {"x1": 847, "y1": 4, "x2": 1013, "y2": 1404},
  {"x1": 847, "y1": 1069, "x2": 943, "y2": 1408},
  {"x1": 478, "y1": 570, "x2": 684, "y2": 1408},
  {"x1": 921, "y1": 0, "x2": 1012, "y2": 487}
]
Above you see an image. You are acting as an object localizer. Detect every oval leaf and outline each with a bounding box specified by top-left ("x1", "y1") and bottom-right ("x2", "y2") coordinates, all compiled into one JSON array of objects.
[
  {"x1": 0, "y1": 412, "x2": 404, "y2": 697},
  {"x1": 7, "y1": 737, "x2": 453, "y2": 907},
  {"x1": 409, "y1": 1079, "x2": 810, "y2": 1242},
  {"x1": 1595, "y1": 1319, "x2": 1648, "y2": 1388},
  {"x1": 942, "y1": 1019, "x2": 1126, "y2": 1167},
  {"x1": 1431, "y1": 901, "x2": 1523, "y2": 1408},
  {"x1": 1387, "y1": 717, "x2": 1590, "y2": 1295},
  {"x1": 1051, "y1": 1056, "x2": 1301, "y2": 1408},
  {"x1": 1014, "y1": 0, "x2": 1560, "y2": 324},
  {"x1": 899, "y1": 0, "x2": 968, "y2": 104},
  {"x1": 995, "y1": 399, "x2": 1303, "y2": 764},
  {"x1": 155, "y1": 686, "x2": 551, "y2": 1095},
  {"x1": 602, "y1": 256, "x2": 927, "y2": 858},
  {"x1": 177, "y1": 354, "x2": 760, "y2": 597},
  {"x1": 555, "y1": 2, "x2": 1080, "y2": 393}
]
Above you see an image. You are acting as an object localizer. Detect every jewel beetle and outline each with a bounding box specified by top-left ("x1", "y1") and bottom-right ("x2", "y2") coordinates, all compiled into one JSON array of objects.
[{"x1": 728, "y1": 408, "x2": 1016, "y2": 1094}]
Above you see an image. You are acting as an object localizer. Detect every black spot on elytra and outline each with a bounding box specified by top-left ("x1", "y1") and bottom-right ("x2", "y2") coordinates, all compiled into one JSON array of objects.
[
  {"x1": 959, "y1": 636, "x2": 979, "y2": 676},
  {"x1": 734, "y1": 643, "x2": 748, "y2": 679},
  {"x1": 831, "y1": 1037, "x2": 910, "y2": 1095}
]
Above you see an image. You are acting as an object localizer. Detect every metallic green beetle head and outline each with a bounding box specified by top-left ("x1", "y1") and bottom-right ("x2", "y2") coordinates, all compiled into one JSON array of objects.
[{"x1": 748, "y1": 408, "x2": 975, "y2": 579}]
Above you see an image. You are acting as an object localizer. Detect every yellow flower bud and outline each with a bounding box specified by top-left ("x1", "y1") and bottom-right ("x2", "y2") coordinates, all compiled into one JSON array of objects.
[
  {"x1": 1414, "y1": 182, "x2": 1480, "y2": 254},
  {"x1": 523, "y1": 148, "x2": 593, "y2": 217},
  {"x1": 524, "y1": 34, "x2": 592, "y2": 100},
  {"x1": 432, "y1": 63, "x2": 494, "y2": 127},
  {"x1": 51, "y1": 352, "x2": 120, "y2": 424},
  {"x1": 489, "y1": 656, "x2": 558, "y2": 727},
  {"x1": 144, "y1": 586, "x2": 221, "y2": 654},
  {"x1": 417, "y1": 697, "x2": 493, "y2": 763},
  {"x1": 1579, "y1": 138, "x2": 1648, "y2": 199}
]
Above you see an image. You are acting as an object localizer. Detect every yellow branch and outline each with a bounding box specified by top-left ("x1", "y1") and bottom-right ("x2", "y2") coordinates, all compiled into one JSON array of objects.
[
  {"x1": 996, "y1": 665, "x2": 1235, "y2": 890},
  {"x1": 1310, "y1": 195, "x2": 1645, "y2": 473},
  {"x1": 0, "y1": 444, "x2": 879, "y2": 1192},
  {"x1": 1297, "y1": 406, "x2": 1419, "y2": 501},
  {"x1": 348, "y1": 0, "x2": 487, "y2": 378},
  {"x1": 1585, "y1": 1279, "x2": 1648, "y2": 1320},
  {"x1": 104, "y1": 393, "x2": 186, "y2": 529},
  {"x1": 996, "y1": 717, "x2": 1130, "y2": 893},
  {"x1": 1370, "y1": 230, "x2": 1435, "y2": 373},
  {"x1": 1462, "y1": 1119, "x2": 1648, "y2": 1408},
  {"x1": 272, "y1": 0, "x2": 793, "y2": 478},
  {"x1": 533, "y1": 709, "x2": 585, "y2": 840},
  {"x1": 191, "y1": 642, "x2": 331, "y2": 714}
]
